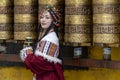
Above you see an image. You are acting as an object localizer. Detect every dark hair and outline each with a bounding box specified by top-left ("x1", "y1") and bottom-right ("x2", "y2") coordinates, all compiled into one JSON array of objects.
[{"x1": 33, "y1": 22, "x2": 58, "y2": 52}]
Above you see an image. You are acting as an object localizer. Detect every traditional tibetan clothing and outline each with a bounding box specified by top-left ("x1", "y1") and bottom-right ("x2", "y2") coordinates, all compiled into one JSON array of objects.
[{"x1": 20, "y1": 32, "x2": 64, "y2": 80}]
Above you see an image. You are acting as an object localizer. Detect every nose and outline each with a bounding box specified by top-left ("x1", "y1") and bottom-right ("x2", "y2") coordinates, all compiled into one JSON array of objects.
[{"x1": 41, "y1": 17, "x2": 46, "y2": 22}]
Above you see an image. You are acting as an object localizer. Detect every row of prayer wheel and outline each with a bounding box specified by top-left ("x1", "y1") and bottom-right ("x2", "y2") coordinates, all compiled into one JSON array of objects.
[
  {"x1": 0, "y1": 0, "x2": 120, "y2": 46},
  {"x1": 14, "y1": 0, "x2": 37, "y2": 40},
  {"x1": 0, "y1": 0, "x2": 13, "y2": 39},
  {"x1": 93, "y1": 0, "x2": 120, "y2": 44},
  {"x1": 65, "y1": 0, "x2": 120, "y2": 46},
  {"x1": 0, "y1": 0, "x2": 37, "y2": 40},
  {"x1": 64, "y1": 0, "x2": 92, "y2": 45}
]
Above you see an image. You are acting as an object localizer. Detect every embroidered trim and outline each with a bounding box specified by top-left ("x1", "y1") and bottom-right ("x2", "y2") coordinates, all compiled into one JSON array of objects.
[
  {"x1": 37, "y1": 41, "x2": 59, "y2": 57},
  {"x1": 43, "y1": 41, "x2": 50, "y2": 54},
  {"x1": 35, "y1": 50, "x2": 62, "y2": 64}
]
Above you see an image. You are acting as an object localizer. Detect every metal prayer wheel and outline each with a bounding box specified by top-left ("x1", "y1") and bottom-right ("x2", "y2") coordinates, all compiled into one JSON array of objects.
[
  {"x1": 93, "y1": 0, "x2": 120, "y2": 45},
  {"x1": 14, "y1": 0, "x2": 37, "y2": 40},
  {"x1": 38, "y1": 0, "x2": 65, "y2": 44},
  {"x1": 64, "y1": 0, "x2": 92, "y2": 46},
  {"x1": 0, "y1": 0, "x2": 13, "y2": 40}
]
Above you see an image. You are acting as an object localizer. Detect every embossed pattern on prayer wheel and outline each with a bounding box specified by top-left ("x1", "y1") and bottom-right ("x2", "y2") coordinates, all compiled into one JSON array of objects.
[
  {"x1": 0, "y1": 0, "x2": 13, "y2": 39},
  {"x1": 93, "y1": 0, "x2": 120, "y2": 44},
  {"x1": 38, "y1": 0, "x2": 65, "y2": 44},
  {"x1": 64, "y1": 0, "x2": 92, "y2": 45},
  {"x1": 14, "y1": 0, "x2": 37, "y2": 40}
]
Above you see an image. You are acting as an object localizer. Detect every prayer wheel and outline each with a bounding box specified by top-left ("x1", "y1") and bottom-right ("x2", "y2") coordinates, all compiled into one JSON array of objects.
[
  {"x1": 93, "y1": 0, "x2": 120, "y2": 45},
  {"x1": 64, "y1": 0, "x2": 92, "y2": 46},
  {"x1": 14, "y1": 0, "x2": 37, "y2": 40},
  {"x1": 38, "y1": 0, "x2": 65, "y2": 44},
  {"x1": 0, "y1": 0, "x2": 13, "y2": 40}
]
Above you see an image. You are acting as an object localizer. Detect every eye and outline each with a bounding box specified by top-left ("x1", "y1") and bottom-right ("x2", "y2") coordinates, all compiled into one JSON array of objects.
[
  {"x1": 46, "y1": 17, "x2": 51, "y2": 19},
  {"x1": 40, "y1": 16, "x2": 43, "y2": 19}
]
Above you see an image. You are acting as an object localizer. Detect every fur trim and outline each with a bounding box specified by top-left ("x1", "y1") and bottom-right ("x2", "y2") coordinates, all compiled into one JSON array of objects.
[
  {"x1": 35, "y1": 50, "x2": 62, "y2": 64},
  {"x1": 20, "y1": 47, "x2": 33, "y2": 61}
]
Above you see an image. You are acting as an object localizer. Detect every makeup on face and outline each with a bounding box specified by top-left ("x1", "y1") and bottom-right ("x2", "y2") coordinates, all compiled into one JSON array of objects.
[{"x1": 40, "y1": 11, "x2": 53, "y2": 29}]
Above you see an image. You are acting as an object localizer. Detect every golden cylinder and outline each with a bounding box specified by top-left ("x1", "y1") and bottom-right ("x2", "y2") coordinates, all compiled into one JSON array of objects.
[
  {"x1": 0, "y1": 0, "x2": 13, "y2": 40},
  {"x1": 14, "y1": 32, "x2": 36, "y2": 40},
  {"x1": 93, "y1": 0, "x2": 120, "y2": 4},
  {"x1": 64, "y1": 0, "x2": 92, "y2": 45},
  {"x1": 38, "y1": 0, "x2": 65, "y2": 43},
  {"x1": 14, "y1": 14, "x2": 37, "y2": 23},
  {"x1": 39, "y1": 0, "x2": 64, "y2": 6},
  {"x1": 0, "y1": 0, "x2": 13, "y2": 6},
  {"x1": 14, "y1": 0, "x2": 37, "y2": 40},
  {"x1": 14, "y1": 0, "x2": 37, "y2": 5},
  {"x1": 65, "y1": 0, "x2": 91, "y2": 5},
  {"x1": 93, "y1": 1, "x2": 120, "y2": 44}
]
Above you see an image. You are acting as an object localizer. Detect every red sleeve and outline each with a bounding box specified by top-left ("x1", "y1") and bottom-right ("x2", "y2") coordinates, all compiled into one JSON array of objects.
[
  {"x1": 24, "y1": 54, "x2": 55, "y2": 74},
  {"x1": 24, "y1": 54, "x2": 64, "y2": 80},
  {"x1": 54, "y1": 63, "x2": 64, "y2": 80}
]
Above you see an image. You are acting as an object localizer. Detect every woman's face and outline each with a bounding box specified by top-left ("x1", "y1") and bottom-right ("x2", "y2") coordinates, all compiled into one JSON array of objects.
[{"x1": 40, "y1": 11, "x2": 53, "y2": 29}]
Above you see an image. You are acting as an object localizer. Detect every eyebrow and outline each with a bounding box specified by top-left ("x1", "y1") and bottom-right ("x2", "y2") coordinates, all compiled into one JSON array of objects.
[{"x1": 42, "y1": 14, "x2": 52, "y2": 18}]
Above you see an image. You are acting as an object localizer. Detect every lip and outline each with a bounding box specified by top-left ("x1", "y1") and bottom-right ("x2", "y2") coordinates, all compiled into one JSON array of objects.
[{"x1": 41, "y1": 23, "x2": 46, "y2": 25}]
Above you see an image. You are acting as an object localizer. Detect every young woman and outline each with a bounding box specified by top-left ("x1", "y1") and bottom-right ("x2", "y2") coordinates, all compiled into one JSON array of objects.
[{"x1": 20, "y1": 6, "x2": 64, "y2": 80}]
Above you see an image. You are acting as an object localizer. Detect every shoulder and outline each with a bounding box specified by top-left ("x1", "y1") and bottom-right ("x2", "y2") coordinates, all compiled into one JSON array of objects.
[{"x1": 41, "y1": 32, "x2": 59, "y2": 45}]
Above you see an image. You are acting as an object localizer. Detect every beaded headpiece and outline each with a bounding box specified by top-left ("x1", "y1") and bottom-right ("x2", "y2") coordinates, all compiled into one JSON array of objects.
[{"x1": 39, "y1": 5, "x2": 62, "y2": 27}]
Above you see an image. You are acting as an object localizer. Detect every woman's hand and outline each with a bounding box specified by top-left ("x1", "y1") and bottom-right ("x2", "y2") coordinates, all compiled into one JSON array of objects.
[{"x1": 20, "y1": 47, "x2": 33, "y2": 61}]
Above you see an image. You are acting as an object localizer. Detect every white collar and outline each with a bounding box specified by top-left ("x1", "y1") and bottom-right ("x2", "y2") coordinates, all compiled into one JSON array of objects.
[{"x1": 41, "y1": 32, "x2": 59, "y2": 45}]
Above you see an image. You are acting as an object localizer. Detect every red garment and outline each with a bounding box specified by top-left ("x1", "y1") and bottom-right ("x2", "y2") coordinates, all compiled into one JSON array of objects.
[{"x1": 24, "y1": 54, "x2": 64, "y2": 80}]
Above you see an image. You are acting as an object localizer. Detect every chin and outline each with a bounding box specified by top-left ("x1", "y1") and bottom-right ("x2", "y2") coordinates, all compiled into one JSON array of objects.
[
  {"x1": 42, "y1": 26, "x2": 48, "y2": 29},
  {"x1": 42, "y1": 27, "x2": 48, "y2": 29}
]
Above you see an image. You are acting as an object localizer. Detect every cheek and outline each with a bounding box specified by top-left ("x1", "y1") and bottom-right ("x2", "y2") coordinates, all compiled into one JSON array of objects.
[
  {"x1": 39, "y1": 19, "x2": 43, "y2": 24},
  {"x1": 48, "y1": 20, "x2": 53, "y2": 24},
  {"x1": 47, "y1": 22, "x2": 51, "y2": 27},
  {"x1": 39, "y1": 20, "x2": 41, "y2": 23}
]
